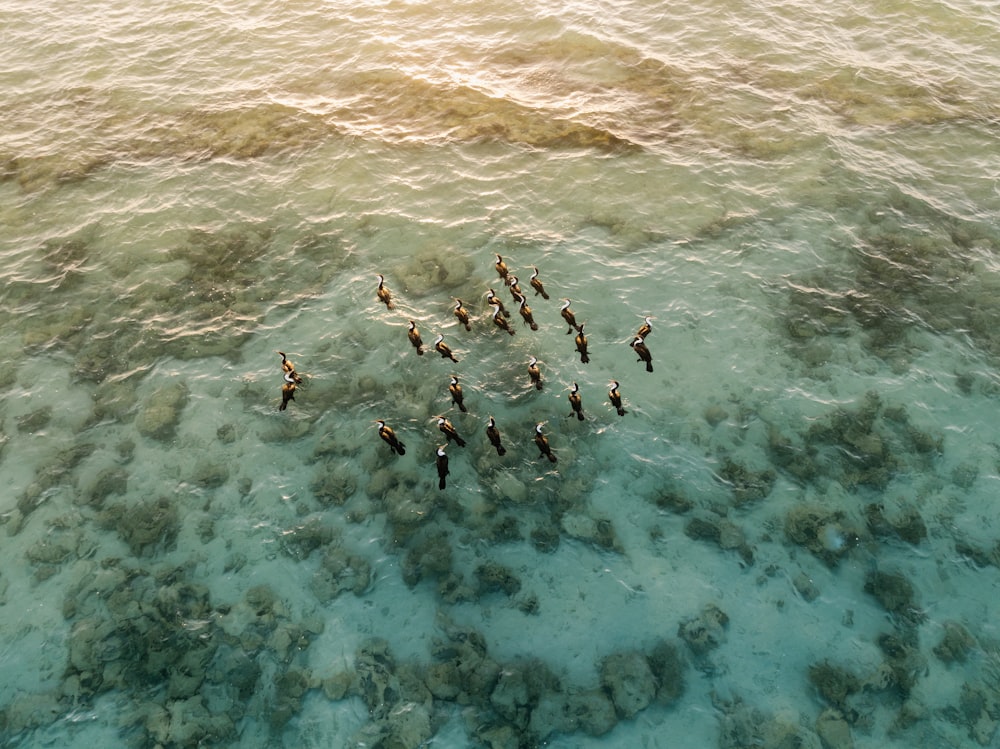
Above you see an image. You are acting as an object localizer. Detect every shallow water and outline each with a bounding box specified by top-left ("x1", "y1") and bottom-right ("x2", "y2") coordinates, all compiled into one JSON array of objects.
[{"x1": 3, "y1": 0, "x2": 1000, "y2": 747}]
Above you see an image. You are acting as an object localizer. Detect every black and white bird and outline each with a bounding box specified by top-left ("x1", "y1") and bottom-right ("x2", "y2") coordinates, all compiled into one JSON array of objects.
[
  {"x1": 435, "y1": 445, "x2": 449, "y2": 490},
  {"x1": 453, "y1": 298, "x2": 472, "y2": 331},
  {"x1": 534, "y1": 422, "x2": 557, "y2": 463},
  {"x1": 609, "y1": 380, "x2": 626, "y2": 416},
  {"x1": 560, "y1": 298, "x2": 582, "y2": 334},
  {"x1": 527, "y1": 356, "x2": 543, "y2": 391},
  {"x1": 375, "y1": 420, "x2": 406, "y2": 455},
  {"x1": 568, "y1": 382, "x2": 585, "y2": 421},
  {"x1": 636, "y1": 315, "x2": 653, "y2": 340},
  {"x1": 375, "y1": 274, "x2": 394, "y2": 310},
  {"x1": 487, "y1": 288, "x2": 508, "y2": 317},
  {"x1": 449, "y1": 375, "x2": 467, "y2": 413},
  {"x1": 407, "y1": 320, "x2": 424, "y2": 355},
  {"x1": 575, "y1": 323, "x2": 590, "y2": 364},
  {"x1": 517, "y1": 297, "x2": 539, "y2": 331},
  {"x1": 277, "y1": 351, "x2": 303, "y2": 383},
  {"x1": 437, "y1": 416, "x2": 467, "y2": 447},
  {"x1": 279, "y1": 372, "x2": 297, "y2": 411},
  {"x1": 631, "y1": 336, "x2": 653, "y2": 372},
  {"x1": 494, "y1": 253, "x2": 510, "y2": 286},
  {"x1": 491, "y1": 304, "x2": 516, "y2": 336},
  {"x1": 529, "y1": 266, "x2": 550, "y2": 300},
  {"x1": 486, "y1": 416, "x2": 507, "y2": 456},
  {"x1": 434, "y1": 334, "x2": 459, "y2": 362}
]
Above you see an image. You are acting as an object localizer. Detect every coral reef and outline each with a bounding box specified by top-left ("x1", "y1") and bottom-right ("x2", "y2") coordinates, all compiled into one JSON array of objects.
[
  {"x1": 863, "y1": 570, "x2": 924, "y2": 624},
  {"x1": 100, "y1": 496, "x2": 180, "y2": 556},
  {"x1": 136, "y1": 383, "x2": 188, "y2": 441},
  {"x1": 678, "y1": 603, "x2": 729, "y2": 656},
  {"x1": 50, "y1": 560, "x2": 323, "y2": 747}
]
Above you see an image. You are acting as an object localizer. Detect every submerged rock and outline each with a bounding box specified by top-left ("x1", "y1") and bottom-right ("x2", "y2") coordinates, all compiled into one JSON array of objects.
[
  {"x1": 816, "y1": 707, "x2": 854, "y2": 749},
  {"x1": 785, "y1": 504, "x2": 859, "y2": 567},
  {"x1": 933, "y1": 621, "x2": 976, "y2": 663},
  {"x1": 103, "y1": 496, "x2": 180, "y2": 556},
  {"x1": 718, "y1": 457, "x2": 777, "y2": 505},
  {"x1": 684, "y1": 513, "x2": 754, "y2": 565},
  {"x1": 863, "y1": 570, "x2": 923, "y2": 623},
  {"x1": 310, "y1": 547, "x2": 371, "y2": 602},
  {"x1": 401, "y1": 530, "x2": 452, "y2": 587},
  {"x1": 475, "y1": 561, "x2": 521, "y2": 597},
  {"x1": 808, "y1": 660, "x2": 860, "y2": 714},
  {"x1": 648, "y1": 640, "x2": 686, "y2": 703},
  {"x1": 678, "y1": 603, "x2": 729, "y2": 655},
  {"x1": 136, "y1": 382, "x2": 188, "y2": 441},
  {"x1": 599, "y1": 651, "x2": 656, "y2": 718}
]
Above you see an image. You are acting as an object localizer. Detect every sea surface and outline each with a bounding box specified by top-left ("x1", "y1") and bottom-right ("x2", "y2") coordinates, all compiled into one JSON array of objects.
[{"x1": 3, "y1": 0, "x2": 1000, "y2": 747}]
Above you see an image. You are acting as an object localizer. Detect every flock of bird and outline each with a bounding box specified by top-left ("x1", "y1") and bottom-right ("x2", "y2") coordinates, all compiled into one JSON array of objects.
[{"x1": 275, "y1": 254, "x2": 655, "y2": 490}]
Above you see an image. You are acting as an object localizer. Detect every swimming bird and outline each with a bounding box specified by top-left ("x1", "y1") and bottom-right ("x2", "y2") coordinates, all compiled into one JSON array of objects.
[
  {"x1": 434, "y1": 334, "x2": 459, "y2": 362},
  {"x1": 631, "y1": 336, "x2": 653, "y2": 372},
  {"x1": 276, "y1": 351, "x2": 303, "y2": 384},
  {"x1": 453, "y1": 298, "x2": 472, "y2": 331},
  {"x1": 534, "y1": 422, "x2": 557, "y2": 463},
  {"x1": 527, "y1": 356, "x2": 543, "y2": 391},
  {"x1": 491, "y1": 304, "x2": 516, "y2": 336},
  {"x1": 508, "y1": 275, "x2": 524, "y2": 301},
  {"x1": 375, "y1": 420, "x2": 406, "y2": 455},
  {"x1": 609, "y1": 380, "x2": 626, "y2": 416},
  {"x1": 517, "y1": 297, "x2": 539, "y2": 331},
  {"x1": 494, "y1": 253, "x2": 510, "y2": 286},
  {"x1": 407, "y1": 320, "x2": 424, "y2": 355},
  {"x1": 560, "y1": 298, "x2": 582, "y2": 334},
  {"x1": 486, "y1": 288, "x2": 508, "y2": 317},
  {"x1": 375, "y1": 274, "x2": 394, "y2": 310},
  {"x1": 449, "y1": 375, "x2": 467, "y2": 413},
  {"x1": 437, "y1": 416, "x2": 467, "y2": 447},
  {"x1": 486, "y1": 416, "x2": 506, "y2": 456},
  {"x1": 574, "y1": 323, "x2": 590, "y2": 364},
  {"x1": 529, "y1": 266, "x2": 550, "y2": 300},
  {"x1": 568, "y1": 382, "x2": 585, "y2": 421},
  {"x1": 636, "y1": 315, "x2": 653, "y2": 340},
  {"x1": 279, "y1": 372, "x2": 296, "y2": 411},
  {"x1": 435, "y1": 445, "x2": 449, "y2": 490}
]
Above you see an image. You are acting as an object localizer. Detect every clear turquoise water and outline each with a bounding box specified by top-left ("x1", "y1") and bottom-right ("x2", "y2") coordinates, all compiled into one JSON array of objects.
[{"x1": 3, "y1": 0, "x2": 1000, "y2": 747}]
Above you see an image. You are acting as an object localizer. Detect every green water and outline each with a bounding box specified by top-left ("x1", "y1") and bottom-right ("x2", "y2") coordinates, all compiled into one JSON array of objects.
[{"x1": 3, "y1": 0, "x2": 1000, "y2": 747}]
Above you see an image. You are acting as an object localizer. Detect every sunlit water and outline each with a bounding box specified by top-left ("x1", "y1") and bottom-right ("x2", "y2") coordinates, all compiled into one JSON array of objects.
[{"x1": 3, "y1": 0, "x2": 1000, "y2": 747}]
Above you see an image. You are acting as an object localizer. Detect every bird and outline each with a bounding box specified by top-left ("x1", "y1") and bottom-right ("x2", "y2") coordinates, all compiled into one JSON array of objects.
[
  {"x1": 534, "y1": 422, "x2": 557, "y2": 463},
  {"x1": 494, "y1": 253, "x2": 510, "y2": 286},
  {"x1": 527, "y1": 356, "x2": 543, "y2": 391},
  {"x1": 560, "y1": 298, "x2": 582, "y2": 334},
  {"x1": 279, "y1": 372, "x2": 296, "y2": 411},
  {"x1": 636, "y1": 315, "x2": 653, "y2": 339},
  {"x1": 434, "y1": 334, "x2": 459, "y2": 362},
  {"x1": 375, "y1": 274, "x2": 394, "y2": 310},
  {"x1": 449, "y1": 375, "x2": 467, "y2": 413},
  {"x1": 276, "y1": 351, "x2": 303, "y2": 384},
  {"x1": 407, "y1": 320, "x2": 424, "y2": 355},
  {"x1": 486, "y1": 416, "x2": 507, "y2": 456},
  {"x1": 437, "y1": 416, "x2": 467, "y2": 447},
  {"x1": 508, "y1": 275, "x2": 524, "y2": 301},
  {"x1": 486, "y1": 288, "x2": 508, "y2": 317},
  {"x1": 609, "y1": 380, "x2": 626, "y2": 416},
  {"x1": 529, "y1": 266, "x2": 550, "y2": 299},
  {"x1": 631, "y1": 336, "x2": 653, "y2": 372},
  {"x1": 375, "y1": 420, "x2": 406, "y2": 455},
  {"x1": 517, "y1": 297, "x2": 539, "y2": 331},
  {"x1": 575, "y1": 323, "x2": 590, "y2": 364},
  {"x1": 568, "y1": 382, "x2": 585, "y2": 421},
  {"x1": 453, "y1": 298, "x2": 472, "y2": 331},
  {"x1": 491, "y1": 304, "x2": 516, "y2": 336},
  {"x1": 435, "y1": 445, "x2": 449, "y2": 490}
]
